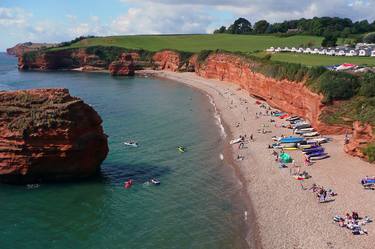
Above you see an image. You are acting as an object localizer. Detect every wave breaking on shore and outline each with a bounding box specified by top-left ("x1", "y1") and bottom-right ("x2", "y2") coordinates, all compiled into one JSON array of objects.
[{"x1": 207, "y1": 93, "x2": 227, "y2": 138}]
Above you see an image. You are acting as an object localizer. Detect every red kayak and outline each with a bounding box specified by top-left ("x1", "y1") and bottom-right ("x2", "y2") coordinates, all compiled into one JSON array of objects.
[{"x1": 124, "y1": 179, "x2": 133, "y2": 189}]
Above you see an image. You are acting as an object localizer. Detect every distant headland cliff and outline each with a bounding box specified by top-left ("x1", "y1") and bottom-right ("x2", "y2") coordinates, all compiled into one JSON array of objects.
[
  {"x1": 13, "y1": 46, "x2": 375, "y2": 162},
  {"x1": 6, "y1": 42, "x2": 56, "y2": 57},
  {"x1": 0, "y1": 88, "x2": 108, "y2": 184}
]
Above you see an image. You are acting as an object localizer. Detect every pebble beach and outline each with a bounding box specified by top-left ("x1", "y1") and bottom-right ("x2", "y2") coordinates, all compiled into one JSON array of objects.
[{"x1": 142, "y1": 70, "x2": 375, "y2": 249}]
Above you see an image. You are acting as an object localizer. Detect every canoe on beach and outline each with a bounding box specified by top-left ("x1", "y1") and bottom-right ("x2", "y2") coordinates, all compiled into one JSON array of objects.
[
  {"x1": 306, "y1": 137, "x2": 329, "y2": 144},
  {"x1": 308, "y1": 152, "x2": 328, "y2": 158},
  {"x1": 303, "y1": 147, "x2": 324, "y2": 153},
  {"x1": 286, "y1": 116, "x2": 300, "y2": 121},
  {"x1": 283, "y1": 147, "x2": 299, "y2": 151},
  {"x1": 302, "y1": 132, "x2": 320, "y2": 137},
  {"x1": 293, "y1": 123, "x2": 311, "y2": 129},
  {"x1": 295, "y1": 128, "x2": 315, "y2": 134},
  {"x1": 304, "y1": 148, "x2": 325, "y2": 155},
  {"x1": 230, "y1": 137, "x2": 243, "y2": 145},
  {"x1": 310, "y1": 154, "x2": 330, "y2": 160},
  {"x1": 279, "y1": 137, "x2": 305, "y2": 143}
]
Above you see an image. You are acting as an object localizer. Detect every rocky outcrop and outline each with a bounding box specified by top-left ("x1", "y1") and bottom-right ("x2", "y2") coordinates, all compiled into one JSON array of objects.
[
  {"x1": 109, "y1": 53, "x2": 135, "y2": 76},
  {"x1": 195, "y1": 53, "x2": 346, "y2": 134},
  {"x1": 345, "y1": 122, "x2": 374, "y2": 159},
  {"x1": 152, "y1": 51, "x2": 181, "y2": 71},
  {"x1": 7, "y1": 42, "x2": 55, "y2": 57},
  {"x1": 18, "y1": 49, "x2": 76, "y2": 70},
  {"x1": 0, "y1": 88, "x2": 108, "y2": 184},
  {"x1": 18, "y1": 49, "x2": 108, "y2": 71}
]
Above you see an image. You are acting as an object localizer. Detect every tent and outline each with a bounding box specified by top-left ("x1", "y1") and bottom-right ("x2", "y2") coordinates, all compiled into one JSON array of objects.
[{"x1": 280, "y1": 153, "x2": 293, "y2": 163}]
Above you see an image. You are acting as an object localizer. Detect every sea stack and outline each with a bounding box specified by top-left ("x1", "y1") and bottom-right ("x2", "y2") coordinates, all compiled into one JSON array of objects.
[
  {"x1": 109, "y1": 53, "x2": 135, "y2": 76},
  {"x1": 0, "y1": 88, "x2": 108, "y2": 184}
]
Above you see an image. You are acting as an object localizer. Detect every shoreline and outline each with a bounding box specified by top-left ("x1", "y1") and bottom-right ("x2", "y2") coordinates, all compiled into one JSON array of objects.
[
  {"x1": 140, "y1": 70, "x2": 261, "y2": 248},
  {"x1": 138, "y1": 70, "x2": 375, "y2": 249}
]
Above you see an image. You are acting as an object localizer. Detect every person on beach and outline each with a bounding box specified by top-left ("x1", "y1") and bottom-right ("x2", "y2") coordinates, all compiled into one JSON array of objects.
[
  {"x1": 250, "y1": 134, "x2": 253, "y2": 141},
  {"x1": 344, "y1": 130, "x2": 350, "y2": 145}
]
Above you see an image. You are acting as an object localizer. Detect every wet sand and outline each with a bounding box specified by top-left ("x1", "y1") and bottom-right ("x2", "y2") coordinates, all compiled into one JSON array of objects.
[{"x1": 138, "y1": 70, "x2": 375, "y2": 249}]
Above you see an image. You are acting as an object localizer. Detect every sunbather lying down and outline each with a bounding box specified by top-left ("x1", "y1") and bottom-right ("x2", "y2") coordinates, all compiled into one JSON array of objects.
[{"x1": 333, "y1": 213, "x2": 373, "y2": 235}]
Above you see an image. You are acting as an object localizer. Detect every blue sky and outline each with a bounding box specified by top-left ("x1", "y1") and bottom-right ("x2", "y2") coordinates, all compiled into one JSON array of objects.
[{"x1": 1, "y1": 0, "x2": 375, "y2": 51}]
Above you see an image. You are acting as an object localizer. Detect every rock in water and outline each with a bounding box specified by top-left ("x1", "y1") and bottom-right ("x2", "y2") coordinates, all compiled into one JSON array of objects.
[
  {"x1": 109, "y1": 53, "x2": 135, "y2": 76},
  {"x1": 0, "y1": 88, "x2": 109, "y2": 184}
]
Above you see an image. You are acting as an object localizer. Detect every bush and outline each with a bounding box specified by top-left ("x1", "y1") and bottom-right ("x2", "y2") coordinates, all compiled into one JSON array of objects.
[
  {"x1": 58, "y1": 36, "x2": 96, "y2": 47},
  {"x1": 359, "y1": 73, "x2": 375, "y2": 97},
  {"x1": 22, "y1": 51, "x2": 38, "y2": 63},
  {"x1": 317, "y1": 71, "x2": 360, "y2": 102},
  {"x1": 363, "y1": 32, "x2": 375, "y2": 43},
  {"x1": 197, "y1": 50, "x2": 213, "y2": 64},
  {"x1": 362, "y1": 143, "x2": 375, "y2": 162},
  {"x1": 178, "y1": 51, "x2": 194, "y2": 67},
  {"x1": 321, "y1": 35, "x2": 338, "y2": 47},
  {"x1": 85, "y1": 46, "x2": 127, "y2": 63}
]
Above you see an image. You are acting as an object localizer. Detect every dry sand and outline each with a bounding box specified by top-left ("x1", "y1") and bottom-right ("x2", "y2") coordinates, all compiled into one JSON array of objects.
[{"x1": 139, "y1": 70, "x2": 375, "y2": 249}]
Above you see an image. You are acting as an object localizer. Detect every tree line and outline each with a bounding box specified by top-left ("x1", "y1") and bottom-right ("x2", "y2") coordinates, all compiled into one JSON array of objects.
[{"x1": 214, "y1": 17, "x2": 375, "y2": 39}]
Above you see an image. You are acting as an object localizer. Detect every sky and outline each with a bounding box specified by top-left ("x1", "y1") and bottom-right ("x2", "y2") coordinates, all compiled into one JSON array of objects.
[{"x1": 1, "y1": 0, "x2": 375, "y2": 51}]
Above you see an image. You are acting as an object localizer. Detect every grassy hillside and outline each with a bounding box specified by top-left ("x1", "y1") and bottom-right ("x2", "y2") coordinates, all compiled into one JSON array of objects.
[
  {"x1": 51, "y1": 34, "x2": 366, "y2": 66},
  {"x1": 258, "y1": 52, "x2": 375, "y2": 66},
  {"x1": 54, "y1": 34, "x2": 325, "y2": 53}
]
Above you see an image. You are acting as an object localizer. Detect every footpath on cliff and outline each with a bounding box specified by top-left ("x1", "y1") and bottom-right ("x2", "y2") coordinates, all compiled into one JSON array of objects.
[{"x1": 140, "y1": 70, "x2": 375, "y2": 249}]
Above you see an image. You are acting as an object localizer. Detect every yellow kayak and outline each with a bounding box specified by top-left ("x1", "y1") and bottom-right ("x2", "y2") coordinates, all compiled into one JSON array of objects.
[{"x1": 283, "y1": 147, "x2": 299, "y2": 151}]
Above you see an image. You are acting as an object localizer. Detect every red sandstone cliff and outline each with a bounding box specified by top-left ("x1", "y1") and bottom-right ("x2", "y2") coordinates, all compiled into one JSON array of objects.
[
  {"x1": 345, "y1": 121, "x2": 374, "y2": 159},
  {"x1": 0, "y1": 88, "x2": 108, "y2": 184},
  {"x1": 195, "y1": 53, "x2": 346, "y2": 135},
  {"x1": 152, "y1": 51, "x2": 181, "y2": 71},
  {"x1": 7, "y1": 42, "x2": 55, "y2": 57},
  {"x1": 18, "y1": 49, "x2": 108, "y2": 70},
  {"x1": 109, "y1": 53, "x2": 135, "y2": 76}
]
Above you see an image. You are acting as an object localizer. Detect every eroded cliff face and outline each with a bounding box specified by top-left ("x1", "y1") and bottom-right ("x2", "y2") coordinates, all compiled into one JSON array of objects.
[
  {"x1": 18, "y1": 49, "x2": 109, "y2": 70},
  {"x1": 109, "y1": 53, "x2": 135, "y2": 76},
  {"x1": 195, "y1": 53, "x2": 346, "y2": 134},
  {"x1": 18, "y1": 49, "x2": 79, "y2": 70},
  {"x1": 152, "y1": 51, "x2": 181, "y2": 71},
  {"x1": 345, "y1": 121, "x2": 374, "y2": 159},
  {"x1": 17, "y1": 49, "x2": 143, "y2": 72},
  {"x1": 0, "y1": 88, "x2": 108, "y2": 184}
]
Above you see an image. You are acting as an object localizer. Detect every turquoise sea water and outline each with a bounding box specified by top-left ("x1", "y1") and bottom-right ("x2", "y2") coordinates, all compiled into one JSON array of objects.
[{"x1": 0, "y1": 53, "x2": 249, "y2": 249}]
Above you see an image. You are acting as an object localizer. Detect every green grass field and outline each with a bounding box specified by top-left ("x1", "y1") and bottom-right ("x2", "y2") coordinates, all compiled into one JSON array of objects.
[
  {"x1": 55, "y1": 34, "x2": 325, "y2": 53},
  {"x1": 53, "y1": 34, "x2": 370, "y2": 66},
  {"x1": 264, "y1": 52, "x2": 375, "y2": 66}
]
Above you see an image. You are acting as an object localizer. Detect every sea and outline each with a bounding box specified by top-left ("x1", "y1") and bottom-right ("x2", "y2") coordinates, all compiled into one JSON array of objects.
[{"x1": 0, "y1": 52, "x2": 251, "y2": 249}]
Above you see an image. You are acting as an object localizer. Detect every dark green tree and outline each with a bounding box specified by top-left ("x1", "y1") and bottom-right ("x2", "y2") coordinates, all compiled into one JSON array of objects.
[
  {"x1": 254, "y1": 20, "x2": 270, "y2": 34},
  {"x1": 321, "y1": 35, "x2": 337, "y2": 47},
  {"x1": 363, "y1": 32, "x2": 375, "y2": 43},
  {"x1": 227, "y1": 18, "x2": 252, "y2": 34},
  {"x1": 214, "y1": 26, "x2": 227, "y2": 34}
]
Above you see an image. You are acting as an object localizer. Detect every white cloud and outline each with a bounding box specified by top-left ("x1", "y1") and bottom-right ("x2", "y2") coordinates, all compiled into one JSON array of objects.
[
  {"x1": 121, "y1": 0, "x2": 375, "y2": 23},
  {"x1": 2, "y1": 0, "x2": 375, "y2": 50},
  {"x1": 111, "y1": 3, "x2": 212, "y2": 34},
  {"x1": 0, "y1": 7, "x2": 31, "y2": 27}
]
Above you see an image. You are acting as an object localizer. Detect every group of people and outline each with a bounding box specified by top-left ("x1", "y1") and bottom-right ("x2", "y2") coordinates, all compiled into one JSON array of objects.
[
  {"x1": 309, "y1": 183, "x2": 336, "y2": 203},
  {"x1": 334, "y1": 212, "x2": 372, "y2": 235}
]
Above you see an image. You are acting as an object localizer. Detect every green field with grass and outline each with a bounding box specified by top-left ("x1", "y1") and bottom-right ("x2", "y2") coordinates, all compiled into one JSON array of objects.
[
  {"x1": 55, "y1": 34, "x2": 326, "y2": 53},
  {"x1": 264, "y1": 52, "x2": 375, "y2": 66},
  {"x1": 53, "y1": 34, "x2": 364, "y2": 66}
]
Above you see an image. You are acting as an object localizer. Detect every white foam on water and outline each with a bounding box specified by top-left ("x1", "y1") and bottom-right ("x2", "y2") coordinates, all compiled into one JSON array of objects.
[{"x1": 207, "y1": 94, "x2": 227, "y2": 138}]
